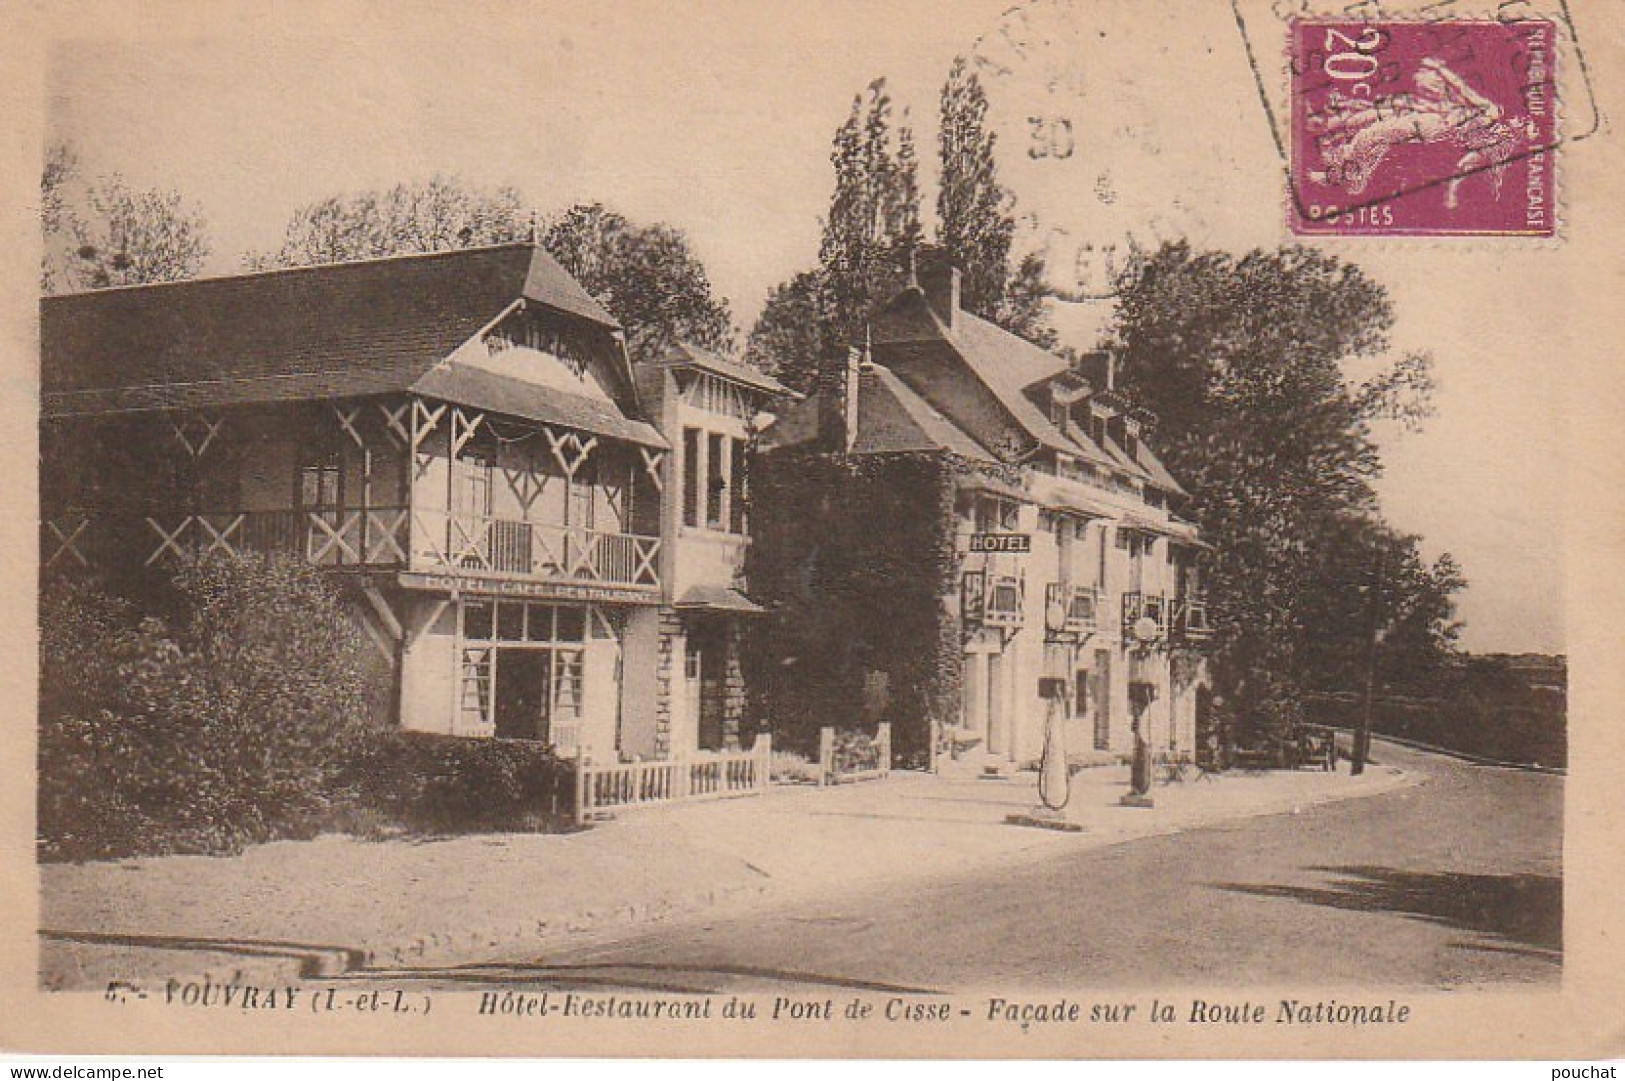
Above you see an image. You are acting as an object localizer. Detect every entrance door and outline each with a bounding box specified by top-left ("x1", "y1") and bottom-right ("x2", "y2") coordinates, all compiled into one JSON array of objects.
[
  {"x1": 961, "y1": 654, "x2": 983, "y2": 737},
  {"x1": 494, "y1": 649, "x2": 550, "y2": 741},
  {"x1": 689, "y1": 623, "x2": 727, "y2": 751},
  {"x1": 1092, "y1": 649, "x2": 1112, "y2": 750},
  {"x1": 986, "y1": 652, "x2": 1007, "y2": 757}
]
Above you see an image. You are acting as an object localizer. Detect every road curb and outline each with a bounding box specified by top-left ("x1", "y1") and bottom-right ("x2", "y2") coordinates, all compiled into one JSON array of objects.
[{"x1": 1337, "y1": 729, "x2": 1565, "y2": 775}]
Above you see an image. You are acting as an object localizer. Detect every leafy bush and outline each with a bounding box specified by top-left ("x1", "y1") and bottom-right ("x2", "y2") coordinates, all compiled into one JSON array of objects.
[
  {"x1": 341, "y1": 730, "x2": 574, "y2": 834},
  {"x1": 769, "y1": 749, "x2": 820, "y2": 784},
  {"x1": 39, "y1": 554, "x2": 372, "y2": 860}
]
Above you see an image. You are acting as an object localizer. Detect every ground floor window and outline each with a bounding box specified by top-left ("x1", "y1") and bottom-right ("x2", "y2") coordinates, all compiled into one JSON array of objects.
[{"x1": 456, "y1": 600, "x2": 615, "y2": 746}]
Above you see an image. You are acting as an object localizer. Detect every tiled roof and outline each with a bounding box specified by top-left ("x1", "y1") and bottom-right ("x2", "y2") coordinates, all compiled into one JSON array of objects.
[
  {"x1": 675, "y1": 585, "x2": 767, "y2": 614},
  {"x1": 872, "y1": 287, "x2": 1191, "y2": 495},
  {"x1": 857, "y1": 365, "x2": 994, "y2": 460},
  {"x1": 1127, "y1": 440, "x2": 1188, "y2": 497},
  {"x1": 648, "y1": 342, "x2": 796, "y2": 398},
  {"x1": 412, "y1": 362, "x2": 665, "y2": 448},
  {"x1": 41, "y1": 243, "x2": 620, "y2": 418},
  {"x1": 756, "y1": 364, "x2": 995, "y2": 462}
]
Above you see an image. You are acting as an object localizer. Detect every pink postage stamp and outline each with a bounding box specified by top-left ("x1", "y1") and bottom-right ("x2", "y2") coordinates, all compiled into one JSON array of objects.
[{"x1": 1289, "y1": 18, "x2": 1557, "y2": 237}]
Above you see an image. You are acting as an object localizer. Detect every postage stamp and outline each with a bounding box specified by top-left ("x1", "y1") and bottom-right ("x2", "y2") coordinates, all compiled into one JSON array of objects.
[{"x1": 1289, "y1": 18, "x2": 1558, "y2": 236}]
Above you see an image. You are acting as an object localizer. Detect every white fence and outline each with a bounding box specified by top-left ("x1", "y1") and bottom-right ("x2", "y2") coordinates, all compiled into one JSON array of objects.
[
  {"x1": 574, "y1": 734, "x2": 772, "y2": 825},
  {"x1": 817, "y1": 723, "x2": 892, "y2": 786}
]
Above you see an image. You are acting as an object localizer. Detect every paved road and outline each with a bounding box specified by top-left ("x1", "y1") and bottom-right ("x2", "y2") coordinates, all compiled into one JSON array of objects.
[{"x1": 340, "y1": 743, "x2": 1562, "y2": 994}]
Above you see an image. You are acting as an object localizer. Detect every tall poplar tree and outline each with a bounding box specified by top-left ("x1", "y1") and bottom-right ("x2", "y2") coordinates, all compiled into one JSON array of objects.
[
  {"x1": 752, "y1": 78, "x2": 922, "y2": 391},
  {"x1": 935, "y1": 57, "x2": 1054, "y2": 347}
]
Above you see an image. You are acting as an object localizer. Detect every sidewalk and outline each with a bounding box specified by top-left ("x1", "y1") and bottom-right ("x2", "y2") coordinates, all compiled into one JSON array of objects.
[{"x1": 39, "y1": 757, "x2": 1414, "y2": 991}]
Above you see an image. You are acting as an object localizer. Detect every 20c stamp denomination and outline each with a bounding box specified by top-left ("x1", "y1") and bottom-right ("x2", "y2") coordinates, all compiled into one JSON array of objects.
[{"x1": 1289, "y1": 17, "x2": 1557, "y2": 236}]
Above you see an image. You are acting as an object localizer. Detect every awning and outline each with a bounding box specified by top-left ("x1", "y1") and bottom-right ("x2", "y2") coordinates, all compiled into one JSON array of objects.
[
  {"x1": 675, "y1": 585, "x2": 768, "y2": 615},
  {"x1": 1118, "y1": 514, "x2": 1211, "y2": 548},
  {"x1": 1165, "y1": 519, "x2": 1212, "y2": 549},
  {"x1": 1042, "y1": 489, "x2": 1114, "y2": 519},
  {"x1": 954, "y1": 471, "x2": 1028, "y2": 503}
]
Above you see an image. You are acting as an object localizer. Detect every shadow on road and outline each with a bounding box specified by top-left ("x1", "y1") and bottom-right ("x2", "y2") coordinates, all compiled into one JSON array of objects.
[
  {"x1": 1210, "y1": 865, "x2": 1562, "y2": 958},
  {"x1": 40, "y1": 928, "x2": 366, "y2": 977}
]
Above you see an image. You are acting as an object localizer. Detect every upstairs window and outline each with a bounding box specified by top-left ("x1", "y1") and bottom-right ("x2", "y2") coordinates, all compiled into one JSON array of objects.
[
  {"x1": 706, "y1": 432, "x2": 726, "y2": 529},
  {"x1": 974, "y1": 496, "x2": 1019, "y2": 533},
  {"x1": 683, "y1": 427, "x2": 702, "y2": 528},
  {"x1": 729, "y1": 437, "x2": 748, "y2": 534},
  {"x1": 300, "y1": 449, "x2": 342, "y2": 511}
]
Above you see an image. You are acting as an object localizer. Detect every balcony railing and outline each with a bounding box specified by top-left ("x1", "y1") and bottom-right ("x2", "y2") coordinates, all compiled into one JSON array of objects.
[
  {"x1": 53, "y1": 506, "x2": 661, "y2": 590},
  {"x1": 1121, "y1": 590, "x2": 1169, "y2": 642},
  {"x1": 1044, "y1": 582, "x2": 1099, "y2": 637},
  {"x1": 412, "y1": 510, "x2": 660, "y2": 589},
  {"x1": 1174, "y1": 593, "x2": 1214, "y2": 643},
  {"x1": 984, "y1": 573, "x2": 1024, "y2": 627},
  {"x1": 961, "y1": 568, "x2": 1024, "y2": 629},
  {"x1": 140, "y1": 507, "x2": 411, "y2": 568}
]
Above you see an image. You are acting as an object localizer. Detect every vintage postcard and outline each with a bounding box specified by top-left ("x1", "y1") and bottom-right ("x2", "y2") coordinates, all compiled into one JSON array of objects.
[{"x1": 2, "y1": 0, "x2": 1622, "y2": 1062}]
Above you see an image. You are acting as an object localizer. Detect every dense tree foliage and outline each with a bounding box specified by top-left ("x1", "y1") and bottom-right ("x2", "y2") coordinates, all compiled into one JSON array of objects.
[
  {"x1": 248, "y1": 175, "x2": 528, "y2": 268},
  {"x1": 1108, "y1": 242, "x2": 1457, "y2": 744},
  {"x1": 541, "y1": 202, "x2": 734, "y2": 363},
  {"x1": 749, "y1": 79, "x2": 919, "y2": 391},
  {"x1": 41, "y1": 143, "x2": 210, "y2": 293}
]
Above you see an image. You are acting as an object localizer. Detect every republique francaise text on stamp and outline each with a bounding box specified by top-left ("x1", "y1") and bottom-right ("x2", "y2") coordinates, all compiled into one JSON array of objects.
[{"x1": 1290, "y1": 18, "x2": 1557, "y2": 236}]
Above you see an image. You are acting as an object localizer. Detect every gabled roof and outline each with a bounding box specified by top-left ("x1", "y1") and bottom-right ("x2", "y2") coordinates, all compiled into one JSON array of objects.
[
  {"x1": 856, "y1": 365, "x2": 994, "y2": 460},
  {"x1": 41, "y1": 243, "x2": 624, "y2": 419},
  {"x1": 872, "y1": 288, "x2": 1117, "y2": 470},
  {"x1": 647, "y1": 341, "x2": 796, "y2": 399},
  {"x1": 757, "y1": 363, "x2": 994, "y2": 462},
  {"x1": 1126, "y1": 439, "x2": 1187, "y2": 497},
  {"x1": 870, "y1": 286, "x2": 1196, "y2": 496}
]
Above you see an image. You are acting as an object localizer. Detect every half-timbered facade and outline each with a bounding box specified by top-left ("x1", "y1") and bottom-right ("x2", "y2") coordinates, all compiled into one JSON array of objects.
[
  {"x1": 39, "y1": 243, "x2": 780, "y2": 762},
  {"x1": 759, "y1": 255, "x2": 1212, "y2": 773}
]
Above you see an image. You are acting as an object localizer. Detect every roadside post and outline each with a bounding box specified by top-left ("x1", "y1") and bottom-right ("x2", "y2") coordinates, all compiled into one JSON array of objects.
[
  {"x1": 1006, "y1": 674, "x2": 1082, "y2": 832},
  {"x1": 1353, "y1": 547, "x2": 1386, "y2": 776}
]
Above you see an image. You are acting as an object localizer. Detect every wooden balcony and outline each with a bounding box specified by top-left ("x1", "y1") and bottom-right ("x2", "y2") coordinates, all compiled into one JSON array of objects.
[
  {"x1": 1043, "y1": 582, "x2": 1099, "y2": 638},
  {"x1": 960, "y1": 568, "x2": 1024, "y2": 629},
  {"x1": 411, "y1": 509, "x2": 660, "y2": 589},
  {"x1": 1173, "y1": 593, "x2": 1214, "y2": 644},
  {"x1": 51, "y1": 506, "x2": 661, "y2": 590},
  {"x1": 140, "y1": 507, "x2": 411, "y2": 568},
  {"x1": 1121, "y1": 590, "x2": 1169, "y2": 642}
]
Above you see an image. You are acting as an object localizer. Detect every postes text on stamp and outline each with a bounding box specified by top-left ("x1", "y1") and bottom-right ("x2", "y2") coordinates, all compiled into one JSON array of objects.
[{"x1": 1289, "y1": 19, "x2": 1556, "y2": 237}]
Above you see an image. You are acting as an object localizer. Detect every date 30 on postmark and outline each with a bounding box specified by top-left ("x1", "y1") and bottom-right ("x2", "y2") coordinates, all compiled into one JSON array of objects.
[{"x1": 1289, "y1": 19, "x2": 1556, "y2": 236}]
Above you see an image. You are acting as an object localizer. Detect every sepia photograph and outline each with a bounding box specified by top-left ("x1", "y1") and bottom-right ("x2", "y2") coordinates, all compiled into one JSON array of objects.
[{"x1": 5, "y1": 0, "x2": 1622, "y2": 1062}]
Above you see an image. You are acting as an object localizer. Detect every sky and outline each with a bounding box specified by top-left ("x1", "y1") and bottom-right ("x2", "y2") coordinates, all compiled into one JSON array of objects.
[{"x1": 43, "y1": 0, "x2": 1574, "y2": 653}]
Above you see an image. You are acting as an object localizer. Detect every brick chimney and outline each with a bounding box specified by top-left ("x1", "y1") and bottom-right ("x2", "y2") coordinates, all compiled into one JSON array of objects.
[
  {"x1": 1074, "y1": 349, "x2": 1115, "y2": 392},
  {"x1": 916, "y1": 250, "x2": 962, "y2": 332},
  {"x1": 816, "y1": 344, "x2": 864, "y2": 453}
]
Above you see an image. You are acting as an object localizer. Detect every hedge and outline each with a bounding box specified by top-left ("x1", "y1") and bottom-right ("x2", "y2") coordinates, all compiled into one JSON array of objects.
[{"x1": 39, "y1": 556, "x2": 576, "y2": 862}]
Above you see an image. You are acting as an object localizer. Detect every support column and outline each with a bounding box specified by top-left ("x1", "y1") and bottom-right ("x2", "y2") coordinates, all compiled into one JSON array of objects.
[
  {"x1": 653, "y1": 606, "x2": 683, "y2": 758},
  {"x1": 722, "y1": 619, "x2": 746, "y2": 751}
]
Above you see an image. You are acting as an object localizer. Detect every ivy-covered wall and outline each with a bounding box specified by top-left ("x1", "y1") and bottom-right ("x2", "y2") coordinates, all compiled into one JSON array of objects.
[{"x1": 744, "y1": 449, "x2": 1006, "y2": 768}]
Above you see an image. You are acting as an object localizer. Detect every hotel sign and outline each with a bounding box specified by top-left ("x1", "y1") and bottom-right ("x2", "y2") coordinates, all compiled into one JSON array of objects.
[
  {"x1": 969, "y1": 533, "x2": 1031, "y2": 553},
  {"x1": 397, "y1": 572, "x2": 661, "y2": 605}
]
